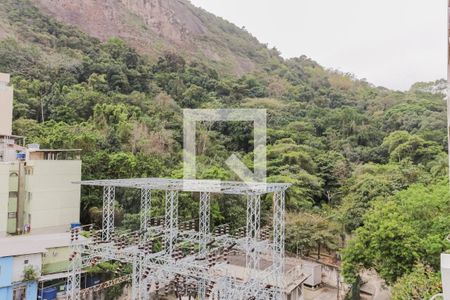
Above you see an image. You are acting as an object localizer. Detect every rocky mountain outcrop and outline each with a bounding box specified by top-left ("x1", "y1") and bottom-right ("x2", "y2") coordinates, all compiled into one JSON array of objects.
[{"x1": 29, "y1": 0, "x2": 275, "y2": 74}]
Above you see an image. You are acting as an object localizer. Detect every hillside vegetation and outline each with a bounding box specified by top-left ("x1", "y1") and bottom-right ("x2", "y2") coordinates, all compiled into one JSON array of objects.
[{"x1": 0, "y1": 0, "x2": 448, "y2": 297}]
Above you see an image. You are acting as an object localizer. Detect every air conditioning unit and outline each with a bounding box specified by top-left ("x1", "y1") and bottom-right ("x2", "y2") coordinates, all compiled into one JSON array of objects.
[{"x1": 303, "y1": 263, "x2": 322, "y2": 287}]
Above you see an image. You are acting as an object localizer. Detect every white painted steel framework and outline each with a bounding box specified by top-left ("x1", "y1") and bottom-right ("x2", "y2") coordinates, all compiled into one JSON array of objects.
[
  {"x1": 102, "y1": 186, "x2": 115, "y2": 241},
  {"x1": 164, "y1": 190, "x2": 179, "y2": 256},
  {"x1": 199, "y1": 191, "x2": 211, "y2": 256},
  {"x1": 272, "y1": 190, "x2": 286, "y2": 298},
  {"x1": 140, "y1": 187, "x2": 151, "y2": 233},
  {"x1": 66, "y1": 178, "x2": 290, "y2": 300},
  {"x1": 198, "y1": 191, "x2": 211, "y2": 300},
  {"x1": 66, "y1": 242, "x2": 82, "y2": 300},
  {"x1": 246, "y1": 194, "x2": 261, "y2": 273}
]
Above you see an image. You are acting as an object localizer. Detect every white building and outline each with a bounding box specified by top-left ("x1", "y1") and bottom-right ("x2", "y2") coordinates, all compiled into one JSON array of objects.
[{"x1": 0, "y1": 73, "x2": 82, "y2": 236}]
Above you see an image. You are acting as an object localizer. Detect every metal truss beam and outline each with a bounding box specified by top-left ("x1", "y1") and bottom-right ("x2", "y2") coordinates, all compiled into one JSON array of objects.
[
  {"x1": 66, "y1": 243, "x2": 82, "y2": 300},
  {"x1": 164, "y1": 190, "x2": 178, "y2": 256},
  {"x1": 140, "y1": 187, "x2": 151, "y2": 233},
  {"x1": 246, "y1": 194, "x2": 261, "y2": 273},
  {"x1": 102, "y1": 186, "x2": 115, "y2": 241},
  {"x1": 198, "y1": 191, "x2": 211, "y2": 300},
  {"x1": 77, "y1": 178, "x2": 291, "y2": 195},
  {"x1": 131, "y1": 255, "x2": 143, "y2": 300},
  {"x1": 199, "y1": 191, "x2": 211, "y2": 255},
  {"x1": 272, "y1": 190, "x2": 285, "y2": 294},
  {"x1": 71, "y1": 179, "x2": 288, "y2": 300}
]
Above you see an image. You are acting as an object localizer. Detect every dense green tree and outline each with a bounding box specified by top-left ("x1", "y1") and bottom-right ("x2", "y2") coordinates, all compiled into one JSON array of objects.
[
  {"x1": 391, "y1": 264, "x2": 442, "y2": 300},
  {"x1": 342, "y1": 201, "x2": 422, "y2": 284},
  {"x1": 285, "y1": 212, "x2": 340, "y2": 259},
  {"x1": 342, "y1": 180, "x2": 450, "y2": 284}
]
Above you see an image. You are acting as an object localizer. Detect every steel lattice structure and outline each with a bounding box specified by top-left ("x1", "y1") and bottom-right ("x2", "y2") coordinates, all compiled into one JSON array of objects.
[{"x1": 66, "y1": 178, "x2": 290, "y2": 300}]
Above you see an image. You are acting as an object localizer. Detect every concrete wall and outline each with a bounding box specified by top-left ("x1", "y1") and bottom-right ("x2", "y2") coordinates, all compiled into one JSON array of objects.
[
  {"x1": 0, "y1": 281, "x2": 38, "y2": 300},
  {"x1": 0, "y1": 73, "x2": 13, "y2": 136},
  {"x1": 25, "y1": 281, "x2": 38, "y2": 300},
  {"x1": 286, "y1": 286, "x2": 301, "y2": 300},
  {"x1": 0, "y1": 257, "x2": 38, "y2": 300},
  {"x1": 0, "y1": 164, "x2": 10, "y2": 237},
  {"x1": 12, "y1": 253, "x2": 41, "y2": 283},
  {"x1": 26, "y1": 160, "x2": 81, "y2": 233},
  {"x1": 321, "y1": 264, "x2": 340, "y2": 287},
  {"x1": 0, "y1": 286, "x2": 13, "y2": 300},
  {"x1": 0, "y1": 257, "x2": 13, "y2": 288},
  {"x1": 10, "y1": 163, "x2": 21, "y2": 234},
  {"x1": 1, "y1": 159, "x2": 82, "y2": 235},
  {"x1": 42, "y1": 246, "x2": 71, "y2": 275}
]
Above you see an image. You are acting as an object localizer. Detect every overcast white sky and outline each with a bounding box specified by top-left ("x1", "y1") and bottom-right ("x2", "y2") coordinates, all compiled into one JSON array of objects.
[{"x1": 190, "y1": 0, "x2": 447, "y2": 91}]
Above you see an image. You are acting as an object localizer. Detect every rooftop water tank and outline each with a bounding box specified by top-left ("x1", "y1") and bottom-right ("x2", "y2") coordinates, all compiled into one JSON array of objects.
[
  {"x1": 40, "y1": 286, "x2": 57, "y2": 300},
  {"x1": 16, "y1": 152, "x2": 26, "y2": 160},
  {"x1": 70, "y1": 222, "x2": 81, "y2": 229}
]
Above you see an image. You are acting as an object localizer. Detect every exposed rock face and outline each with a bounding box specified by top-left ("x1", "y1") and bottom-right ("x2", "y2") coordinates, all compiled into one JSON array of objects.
[
  {"x1": 120, "y1": 0, "x2": 207, "y2": 39},
  {"x1": 30, "y1": 0, "x2": 268, "y2": 74}
]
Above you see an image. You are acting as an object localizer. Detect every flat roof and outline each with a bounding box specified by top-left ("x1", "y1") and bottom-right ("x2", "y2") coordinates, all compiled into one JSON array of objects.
[
  {"x1": 218, "y1": 254, "x2": 309, "y2": 290},
  {"x1": 76, "y1": 178, "x2": 291, "y2": 195},
  {"x1": 0, "y1": 232, "x2": 83, "y2": 257},
  {"x1": 0, "y1": 134, "x2": 25, "y2": 139},
  {"x1": 28, "y1": 149, "x2": 82, "y2": 152}
]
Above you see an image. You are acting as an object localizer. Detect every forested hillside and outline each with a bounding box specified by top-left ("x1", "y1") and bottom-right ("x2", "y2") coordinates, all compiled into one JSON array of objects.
[{"x1": 0, "y1": 0, "x2": 448, "y2": 297}]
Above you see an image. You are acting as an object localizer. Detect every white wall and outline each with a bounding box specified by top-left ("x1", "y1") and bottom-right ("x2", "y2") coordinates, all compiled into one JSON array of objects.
[
  {"x1": 0, "y1": 73, "x2": 13, "y2": 136},
  {"x1": 321, "y1": 264, "x2": 340, "y2": 287},
  {"x1": 26, "y1": 160, "x2": 81, "y2": 232},
  {"x1": 0, "y1": 164, "x2": 10, "y2": 237},
  {"x1": 12, "y1": 253, "x2": 41, "y2": 283}
]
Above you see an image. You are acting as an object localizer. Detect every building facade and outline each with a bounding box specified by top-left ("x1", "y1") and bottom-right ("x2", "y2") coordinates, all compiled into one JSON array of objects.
[
  {"x1": 0, "y1": 233, "x2": 80, "y2": 300},
  {"x1": 0, "y1": 73, "x2": 82, "y2": 237},
  {"x1": 0, "y1": 72, "x2": 84, "y2": 299},
  {"x1": 0, "y1": 252, "x2": 41, "y2": 300}
]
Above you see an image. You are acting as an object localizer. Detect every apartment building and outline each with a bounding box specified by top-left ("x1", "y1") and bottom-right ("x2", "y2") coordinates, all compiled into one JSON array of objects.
[{"x1": 0, "y1": 73, "x2": 82, "y2": 236}]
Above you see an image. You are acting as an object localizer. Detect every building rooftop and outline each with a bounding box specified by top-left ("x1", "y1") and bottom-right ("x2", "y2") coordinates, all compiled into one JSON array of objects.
[
  {"x1": 28, "y1": 149, "x2": 82, "y2": 152},
  {"x1": 0, "y1": 72, "x2": 10, "y2": 84},
  {"x1": 0, "y1": 134, "x2": 25, "y2": 139},
  {"x1": 215, "y1": 253, "x2": 310, "y2": 291},
  {"x1": 76, "y1": 178, "x2": 291, "y2": 195},
  {"x1": 0, "y1": 232, "x2": 82, "y2": 257},
  {"x1": 27, "y1": 147, "x2": 82, "y2": 161}
]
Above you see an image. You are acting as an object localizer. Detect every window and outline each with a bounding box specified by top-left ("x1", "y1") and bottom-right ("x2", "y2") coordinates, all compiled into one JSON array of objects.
[
  {"x1": 13, "y1": 286, "x2": 26, "y2": 300},
  {"x1": 25, "y1": 167, "x2": 33, "y2": 176},
  {"x1": 24, "y1": 259, "x2": 28, "y2": 264},
  {"x1": 9, "y1": 191, "x2": 18, "y2": 198}
]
